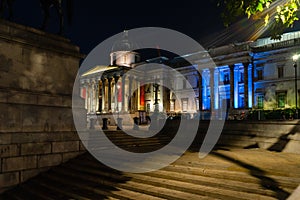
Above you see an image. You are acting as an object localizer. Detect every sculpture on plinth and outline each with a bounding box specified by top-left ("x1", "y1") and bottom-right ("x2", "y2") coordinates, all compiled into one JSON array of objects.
[
  {"x1": 39, "y1": 0, "x2": 72, "y2": 35},
  {"x1": 0, "y1": 0, "x2": 73, "y2": 35},
  {"x1": 0, "y1": 0, "x2": 14, "y2": 20}
]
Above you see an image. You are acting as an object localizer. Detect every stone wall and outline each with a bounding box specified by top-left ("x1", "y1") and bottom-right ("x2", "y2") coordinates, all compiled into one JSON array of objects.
[
  {"x1": 189, "y1": 120, "x2": 300, "y2": 154},
  {"x1": 0, "y1": 19, "x2": 85, "y2": 193}
]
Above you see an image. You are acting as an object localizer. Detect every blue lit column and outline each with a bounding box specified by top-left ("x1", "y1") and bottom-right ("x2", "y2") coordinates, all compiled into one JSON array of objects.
[
  {"x1": 244, "y1": 63, "x2": 249, "y2": 108},
  {"x1": 251, "y1": 61, "x2": 255, "y2": 108},
  {"x1": 198, "y1": 72, "x2": 203, "y2": 111},
  {"x1": 209, "y1": 68, "x2": 215, "y2": 111},
  {"x1": 229, "y1": 65, "x2": 235, "y2": 109}
]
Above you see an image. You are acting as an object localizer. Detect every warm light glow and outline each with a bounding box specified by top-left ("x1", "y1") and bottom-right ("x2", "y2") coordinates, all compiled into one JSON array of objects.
[{"x1": 293, "y1": 54, "x2": 300, "y2": 62}]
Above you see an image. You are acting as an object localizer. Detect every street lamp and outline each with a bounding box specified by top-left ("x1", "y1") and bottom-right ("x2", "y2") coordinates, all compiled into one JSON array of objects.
[{"x1": 293, "y1": 54, "x2": 300, "y2": 119}]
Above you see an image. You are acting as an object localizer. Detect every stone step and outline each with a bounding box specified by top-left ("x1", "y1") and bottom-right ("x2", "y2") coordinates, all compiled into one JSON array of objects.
[
  {"x1": 69, "y1": 158, "x2": 270, "y2": 196},
  {"x1": 40, "y1": 170, "x2": 166, "y2": 200},
  {"x1": 162, "y1": 164, "x2": 299, "y2": 190},
  {"x1": 129, "y1": 173, "x2": 276, "y2": 200},
  {"x1": 69, "y1": 152, "x2": 299, "y2": 190},
  {"x1": 44, "y1": 167, "x2": 212, "y2": 200},
  {"x1": 1, "y1": 149, "x2": 299, "y2": 200},
  {"x1": 138, "y1": 170, "x2": 282, "y2": 197},
  {"x1": 65, "y1": 154, "x2": 286, "y2": 199},
  {"x1": 62, "y1": 162, "x2": 254, "y2": 200}
]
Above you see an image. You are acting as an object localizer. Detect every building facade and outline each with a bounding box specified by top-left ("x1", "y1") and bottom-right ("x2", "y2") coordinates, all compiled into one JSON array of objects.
[{"x1": 80, "y1": 30, "x2": 300, "y2": 121}]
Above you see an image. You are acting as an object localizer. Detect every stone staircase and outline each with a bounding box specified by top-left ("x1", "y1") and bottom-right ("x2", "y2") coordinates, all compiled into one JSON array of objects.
[
  {"x1": 1, "y1": 146, "x2": 300, "y2": 200},
  {"x1": 1, "y1": 121, "x2": 300, "y2": 200}
]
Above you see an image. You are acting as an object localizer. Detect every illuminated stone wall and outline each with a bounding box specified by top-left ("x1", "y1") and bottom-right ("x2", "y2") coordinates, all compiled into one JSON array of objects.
[{"x1": 0, "y1": 19, "x2": 85, "y2": 193}]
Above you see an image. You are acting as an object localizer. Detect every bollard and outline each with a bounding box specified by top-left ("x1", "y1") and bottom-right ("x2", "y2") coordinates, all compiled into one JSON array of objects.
[
  {"x1": 117, "y1": 118, "x2": 123, "y2": 130},
  {"x1": 89, "y1": 118, "x2": 95, "y2": 129},
  {"x1": 133, "y1": 117, "x2": 139, "y2": 130},
  {"x1": 102, "y1": 118, "x2": 108, "y2": 130}
]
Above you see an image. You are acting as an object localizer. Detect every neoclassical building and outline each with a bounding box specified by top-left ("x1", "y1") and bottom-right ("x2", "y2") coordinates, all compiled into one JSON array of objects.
[{"x1": 80, "y1": 30, "x2": 300, "y2": 121}]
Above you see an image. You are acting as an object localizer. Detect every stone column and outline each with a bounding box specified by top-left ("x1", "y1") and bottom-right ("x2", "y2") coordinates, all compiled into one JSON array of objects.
[
  {"x1": 98, "y1": 79, "x2": 103, "y2": 113},
  {"x1": 251, "y1": 62, "x2": 255, "y2": 107},
  {"x1": 86, "y1": 82, "x2": 91, "y2": 113},
  {"x1": 209, "y1": 68, "x2": 215, "y2": 111},
  {"x1": 244, "y1": 63, "x2": 249, "y2": 108},
  {"x1": 229, "y1": 65, "x2": 235, "y2": 109},
  {"x1": 108, "y1": 77, "x2": 112, "y2": 112},
  {"x1": 121, "y1": 75, "x2": 126, "y2": 112},
  {"x1": 114, "y1": 75, "x2": 120, "y2": 112},
  {"x1": 90, "y1": 82, "x2": 94, "y2": 113},
  {"x1": 128, "y1": 76, "x2": 133, "y2": 113},
  {"x1": 198, "y1": 72, "x2": 203, "y2": 111},
  {"x1": 215, "y1": 69, "x2": 219, "y2": 110},
  {"x1": 102, "y1": 78, "x2": 107, "y2": 112}
]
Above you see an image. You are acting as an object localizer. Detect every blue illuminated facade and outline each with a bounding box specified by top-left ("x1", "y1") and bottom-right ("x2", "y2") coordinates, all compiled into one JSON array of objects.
[
  {"x1": 81, "y1": 30, "x2": 300, "y2": 119},
  {"x1": 171, "y1": 30, "x2": 300, "y2": 118}
]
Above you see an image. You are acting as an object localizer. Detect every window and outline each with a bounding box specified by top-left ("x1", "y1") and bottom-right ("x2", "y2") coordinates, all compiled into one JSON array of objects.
[
  {"x1": 146, "y1": 103, "x2": 150, "y2": 112},
  {"x1": 257, "y1": 69, "x2": 263, "y2": 80},
  {"x1": 220, "y1": 70, "x2": 230, "y2": 84},
  {"x1": 257, "y1": 95, "x2": 264, "y2": 109},
  {"x1": 276, "y1": 92, "x2": 287, "y2": 108},
  {"x1": 181, "y1": 98, "x2": 188, "y2": 112},
  {"x1": 278, "y1": 67, "x2": 284, "y2": 78}
]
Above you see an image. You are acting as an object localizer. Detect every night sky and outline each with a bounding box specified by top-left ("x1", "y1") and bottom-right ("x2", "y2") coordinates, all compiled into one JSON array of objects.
[{"x1": 6, "y1": 0, "x2": 224, "y2": 56}]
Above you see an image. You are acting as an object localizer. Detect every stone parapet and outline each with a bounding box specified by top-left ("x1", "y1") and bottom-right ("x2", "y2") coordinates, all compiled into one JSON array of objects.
[{"x1": 0, "y1": 20, "x2": 85, "y2": 193}]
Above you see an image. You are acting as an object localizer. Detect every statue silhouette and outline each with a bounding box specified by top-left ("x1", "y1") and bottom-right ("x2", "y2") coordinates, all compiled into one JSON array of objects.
[
  {"x1": 39, "y1": 0, "x2": 72, "y2": 35},
  {"x1": 0, "y1": 0, "x2": 14, "y2": 20}
]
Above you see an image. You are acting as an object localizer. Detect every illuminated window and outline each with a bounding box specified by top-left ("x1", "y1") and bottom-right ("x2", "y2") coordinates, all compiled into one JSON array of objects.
[
  {"x1": 278, "y1": 67, "x2": 284, "y2": 78},
  {"x1": 257, "y1": 95, "x2": 264, "y2": 109},
  {"x1": 276, "y1": 92, "x2": 286, "y2": 108},
  {"x1": 220, "y1": 70, "x2": 230, "y2": 84},
  {"x1": 146, "y1": 103, "x2": 150, "y2": 112}
]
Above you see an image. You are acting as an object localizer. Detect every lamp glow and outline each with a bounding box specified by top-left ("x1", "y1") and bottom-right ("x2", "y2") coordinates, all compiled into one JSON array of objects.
[{"x1": 293, "y1": 54, "x2": 300, "y2": 62}]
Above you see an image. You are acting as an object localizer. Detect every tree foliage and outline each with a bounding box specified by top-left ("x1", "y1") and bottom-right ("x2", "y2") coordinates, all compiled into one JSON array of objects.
[{"x1": 217, "y1": 0, "x2": 300, "y2": 39}]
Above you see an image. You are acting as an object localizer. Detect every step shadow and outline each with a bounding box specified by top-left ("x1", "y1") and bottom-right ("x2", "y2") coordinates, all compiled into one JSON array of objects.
[{"x1": 211, "y1": 151, "x2": 290, "y2": 200}]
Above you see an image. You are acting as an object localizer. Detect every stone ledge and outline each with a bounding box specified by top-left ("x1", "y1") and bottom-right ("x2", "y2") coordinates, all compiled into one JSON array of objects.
[
  {"x1": 0, "y1": 19, "x2": 84, "y2": 58},
  {"x1": 0, "y1": 132, "x2": 80, "y2": 145},
  {"x1": 0, "y1": 89, "x2": 73, "y2": 107}
]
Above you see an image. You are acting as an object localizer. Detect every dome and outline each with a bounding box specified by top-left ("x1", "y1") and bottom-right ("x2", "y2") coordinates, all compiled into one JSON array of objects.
[{"x1": 111, "y1": 30, "x2": 139, "y2": 52}]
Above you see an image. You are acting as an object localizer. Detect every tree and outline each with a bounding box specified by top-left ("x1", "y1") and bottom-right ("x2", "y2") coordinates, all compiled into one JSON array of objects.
[{"x1": 217, "y1": 0, "x2": 300, "y2": 39}]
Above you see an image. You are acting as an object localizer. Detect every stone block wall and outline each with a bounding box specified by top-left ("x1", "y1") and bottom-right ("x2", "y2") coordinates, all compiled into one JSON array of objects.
[
  {"x1": 0, "y1": 19, "x2": 85, "y2": 193},
  {"x1": 190, "y1": 120, "x2": 300, "y2": 154}
]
